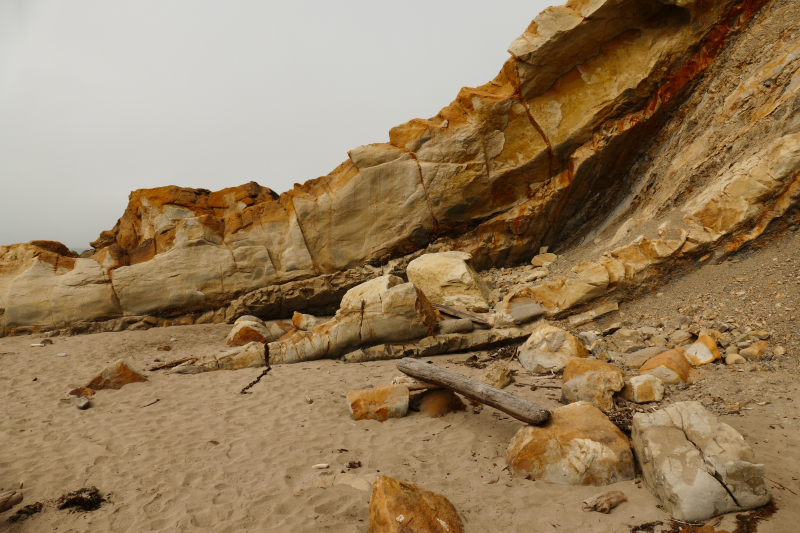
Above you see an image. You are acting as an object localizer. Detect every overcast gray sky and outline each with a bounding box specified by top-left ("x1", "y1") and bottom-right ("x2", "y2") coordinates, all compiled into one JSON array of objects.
[{"x1": 0, "y1": 0, "x2": 557, "y2": 250}]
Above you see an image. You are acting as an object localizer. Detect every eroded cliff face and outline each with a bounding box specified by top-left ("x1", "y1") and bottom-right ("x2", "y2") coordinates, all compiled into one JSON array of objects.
[{"x1": 2, "y1": 0, "x2": 799, "y2": 336}]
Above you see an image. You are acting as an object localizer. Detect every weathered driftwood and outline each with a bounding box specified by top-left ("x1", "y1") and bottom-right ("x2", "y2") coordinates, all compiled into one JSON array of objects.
[
  {"x1": 431, "y1": 303, "x2": 490, "y2": 326},
  {"x1": 582, "y1": 490, "x2": 628, "y2": 513},
  {"x1": 391, "y1": 375, "x2": 440, "y2": 391},
  {"x1": 0, "y1": 490, "x2": 23, "y2": 513},
  {"x1": 395, "y1": 358, "x2": 550, "y2": 425}
]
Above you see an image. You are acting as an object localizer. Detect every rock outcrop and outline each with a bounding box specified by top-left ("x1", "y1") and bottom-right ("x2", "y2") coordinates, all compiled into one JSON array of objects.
[{"x1": 3, "y1": 0, "x2": 799, "y2": 336}]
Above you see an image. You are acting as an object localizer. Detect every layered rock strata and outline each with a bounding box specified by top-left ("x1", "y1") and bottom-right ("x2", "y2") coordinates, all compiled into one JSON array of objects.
[{"x1": 3, "y1": 0, "x2": 799, "y2": 335}]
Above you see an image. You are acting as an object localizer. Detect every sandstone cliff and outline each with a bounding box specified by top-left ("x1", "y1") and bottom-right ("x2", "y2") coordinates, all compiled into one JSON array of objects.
[{"x1": 2, "y1": 0, "x2": 799, "y2": 336}]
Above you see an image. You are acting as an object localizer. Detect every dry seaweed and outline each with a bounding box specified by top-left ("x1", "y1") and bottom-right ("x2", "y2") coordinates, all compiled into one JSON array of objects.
[
  {"x1": 733, "y1": 501, "x2": 777, "y2": 533},
  {"x1": 56, "y1": 487, "x2": 105, "y2": 512},
  {"x1": 7, "y1": 502, "x2": 43, "y2": 523}
]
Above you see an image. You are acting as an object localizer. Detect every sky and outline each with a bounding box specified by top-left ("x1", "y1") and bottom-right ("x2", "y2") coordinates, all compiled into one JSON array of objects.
[{"x1": 0, "y1": 0, "x2": 557, "y2": 250}]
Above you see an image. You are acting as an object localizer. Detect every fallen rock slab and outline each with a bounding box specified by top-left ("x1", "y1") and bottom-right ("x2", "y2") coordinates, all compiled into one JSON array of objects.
[
  {"x1": 621, "y1": 346, "x2": 667, "y2": 369},
  {"x1": 348, "y1": 385, "x2": 409, "y2": 422},
  {"x1": 406, "y1": 251, "x2": 491, "y2": 313},
  {"x1": 437, "y1": 318, "x2": 473, "y2": 335},
  {"x1": 632, "y1": 401, "x2": 771, "y2": 522},
  {"x1": 85, "y1": 360, "x2": 148, "y2": 390},
  {"x1": 496, "y1": 287, "x2": 548, "y2": 324},
  {"x1": 368, "y1": 476, "x2": 464, "y2": 533},
  {"x1": 174, "y1": 342, "x2": 266, "y2": 374},
  {"x1": 506, "y1": 401, "x2": 635, "y2": 485},
  {"x1": 620, "y1": 374, "x2": 664, "y2": 404},
  {"x1": 518, "y1": 324, "x2": 589, "y2": 373},
  {"x1": 741, "y1": 340, "x2": 769, "y2": 360},
  {"x1": 684, "y1": 334, "x2": 722, "y2": 366},
  {"x1": 639, "y1": 348, "x2": 693, "y2": 385}
]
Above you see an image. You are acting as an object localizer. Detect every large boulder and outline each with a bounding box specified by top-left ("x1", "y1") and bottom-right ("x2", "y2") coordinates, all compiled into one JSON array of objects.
[
  {"x1": 226, "y1": 320, "x2": 270, "y2": 346},
  {"x1": 339, "y1": 275, "x2": 404, "y2": 310},
  {"x1": 368, "y1": 476, "x2": 464, "y2": 533},
  {"x1": 632, "y1": 402, "x2": 771, "y2": 522},
  {"x1": 85, "y1": 360, "x2": 148, "y2": 390},
  {"x1": 518, "y1": 324, "x2": 589, "y2": 373},
  {"x1": 406, "y1": 252, "x2": 491, "y2": 313},
  {"x1": 269, "y1": 281, "x2": 437, "y2": 364},
  {"x1": 506, "y1": 402, "x2": 635, "y2": 485}
]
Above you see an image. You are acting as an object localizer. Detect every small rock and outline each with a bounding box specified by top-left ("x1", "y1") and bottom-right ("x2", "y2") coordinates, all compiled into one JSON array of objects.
[
  {"x1": 226, "y1": 320, "x2": 270, "y2": 347},
  {"x1": 684, "y1": 334, "x2": 722, "y2": 366},
  {"x1": 292, "y1": 311, "x2": 320, "y2": 331},
  {"x1": 582, "y1": 490, "x2": 628, "y2": 514},
  {"x1": 531, "y1": 253, "x2": 558, "y2": 267},
  {"x1": 518, "y1": 324, "x2": 589, "y2": 373},
  {"x1": 562, "y1": 371, "x2": 624, "y2": 412},
  {"x1": 562, "y1": 358, "x2": 623, "y2": 383},
  {"x1": 740, "y1": 341, "x2": 768, "y2": 360},
  {"x1": 312, "y1": 464, "x2": 329, "y2": 469},
  {"x1": 578, "y1": 332, "x2": 598, "y2": 346},
  {"x1": 437, "y1": 318, "x2": 474, "y2": 335},
  {"x1": 621, "y1": 346, "x2": 667, "y2": 369},
  {"x1": 726, "y1": 353, "x2": 746, "y2": 365},
  {"x1": 523, "y1": 268, "x2": 549, "y2": 282},
  {"x1": 668, "y1": 330, "x2": 695, "y2": 346},
  {"x1": 417, "y1": 389, "x2": 466, "y2": 418},
  {"x1": 725, "y1": 345, "x2": 739, "y2": 355},
  {"x1": 74, "y1": 396, "x2": 90, "y2": 410},
  {"x1": 506, "y1": 402, "x2": 635, "y2": 485},
  {"x1": 305, "y1": 397, "x2": 313, "y2": 404},
  {"x1": 345, "y1": 460, "x2": 362, "y2": 469},
  {"x1": 480, "y1": 363, "x2": 513, "y2": 389},
  {"x1": 638, "y1": 348, "x2": 693, "y2": 385},
  {"x1": 773, "y1": 346, "x2": 786, "y2": 356},
  {"x1": 620, "y1": 375, "x2": 664, "y2": 404},
  {"x1": 57, "y1": 353, "x2": 68, "y2": 357},
  {"x1": 85, "y1": 360, "x2": 148, "y2": 390},
  {"x1": 347, "y1": 385, "x2": 409, "y2": 422},
  {"x1": 368, "y1": 476, "x2": 464, "y2": 533}
]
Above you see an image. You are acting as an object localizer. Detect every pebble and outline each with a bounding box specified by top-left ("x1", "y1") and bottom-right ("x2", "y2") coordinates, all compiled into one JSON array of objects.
[
  {"x1": 312, "y1": 464, "x2": 329, "y2": 469},
  {"x1": 74, "y1": 396, "x2": 91, "y2": 410},
  {"x1": 57, "y1": 353, "x2": 68, "y2": 357}
]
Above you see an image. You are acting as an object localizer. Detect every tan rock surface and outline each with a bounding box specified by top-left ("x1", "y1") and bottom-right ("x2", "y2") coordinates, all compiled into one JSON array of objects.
[
  {"x1": 621, "y1": 375, "x2": 664, "y2": 404},
  {"x1": 348, "y1": 385, "x2": 410, "y2": 422},
  {"x1": 561, "y1": 371, "x2": 624, "y2": 412},
  {"x1": 506, "y1": 401, "x2": 635, "y2": 485},
  {"x1": 639, "y1": 349, "x2": 693, "y2": 385},
  {"x1": 85, "y1": 360, "x2": 148, "y2": 390},
  {"x1": 480, "y1": 363, "x2": 513, "y2": 389},
  {"x1": 406, "y1": 252, "x2": 491, "y2": 313},
  {"x1": 518, "y1": 324, "x2": 589, "y2": 373},
  {"x1": 562, "y1": 359, "x2": 623, "y2": 383},
  {"x1": 368, "y1": 476, "x2": 464, "y2": 533},
  {"x1": 225, "y1": 321, "x2": 270, "y2": 347}
]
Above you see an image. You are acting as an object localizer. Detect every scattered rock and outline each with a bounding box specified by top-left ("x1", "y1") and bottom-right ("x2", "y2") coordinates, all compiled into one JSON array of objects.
[
  {"x1": 226, "y1": 320, "x2": 270, "y2": 346},
  {"x1": 85, "y1": 360, "x2": 148, "y2": 390},
  {"x1": 417, "y1": 389, "x2": 466, "y2": 418},
  {"x1": 638, "y1": 349, "x2": 693, "y2": 385},
  {"x1": 620, "y1": 375, "x2": 664, "y2": 404},
  {"x1": 348, "y1": 385, "x2": 410, "y2": 422},
  {"x1": 518, "y1": 324, "x2": 589, "y2": 373},
  {"x1": 725, "y1": 345, "x2": 739, "y2": 355},
  {"x1": 506, "y1": 401, "x2": 635, "y2": 485},
  {"x1": 437, "y1": 318, "x2": 474, "y2": 335},
  {"x1": 291, "y1": 311, "x2": 319, "y2": 331},
  {"x1": 74, "y1": 396, "x2": 90, "y2": 410},
  {"x1": 495, "y1": 287, "x2": 548, "y2": 324},
  {"x1": 561, "y1": 361, "x2": 624, "y2": 412},
  {"x1": 69, "y1": 387, "x2": 95, "y2": 397},
  {"x1": 621, "y1": 346, "x2": 668, "y2": 369},
  {"x1": 406, "y1": 251, "x2": 491, "y2": 313},
  {"x1": 632, "y1": 401, "x2": 770, "y2": 522},
  {"x1": 480, "y1": 363, "x2": 513, "y2": 389},
  {"x1": 684, "y1": 334, "x2": 722, "y2": 366},
  {"x1": 368, "y1": 476, "x2": 464, "y2": 533},
  {"x1": 234, "y1": 315, "x2": 265, "y2": 325},
  {"x1": 669, "y1": 330, "x2": 695, "y2": 347},
  {"x1": 740, "y1": 341, "x2": 769, "y2": 360},
  {"x1": 726, "y1": 353, "x2": 746, "y2": 365},
  {"x1": 531, "y1": 253, "x2": 557, "y2": 267}
]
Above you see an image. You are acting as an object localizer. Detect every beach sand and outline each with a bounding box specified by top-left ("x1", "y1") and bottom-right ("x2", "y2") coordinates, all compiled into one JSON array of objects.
[{"x1": 1, "y1": 324, "x2": 798, "y2": 532}]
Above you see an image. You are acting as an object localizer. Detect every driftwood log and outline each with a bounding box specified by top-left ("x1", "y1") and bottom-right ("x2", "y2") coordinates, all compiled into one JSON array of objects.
[
  {"x1": 395, "y1": 358, "x2": 550, "y2": 425},
  {"x1": 0, "y1": 490, "x2": 23, "y2": 513},
  {"x1": 582, "y1": 490, "x2": 628, "y2": 513}
]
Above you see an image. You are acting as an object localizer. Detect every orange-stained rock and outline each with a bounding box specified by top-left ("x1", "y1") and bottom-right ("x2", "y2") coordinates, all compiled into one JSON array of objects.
[
  {"x1": 506, "y1": 401, "x2": 635, "y2": 485},
  {"x1": 562, "y1": 359, "x2": 623, "y2": 383},
  {"x1": 69, "y1": 387, "x2": 95, "y2": 397},
  {"x1": 562, "y1": 371, "x2": 624, "y2": 412},
  {"x1": 480, "y1": 363, "x2": 513, "y2": 389},
  {"x1": 417, "y1": 389, "x2": 466, "y2": 418},
  {"x1": 85, "y1": 360, "x2": 148, "y2": 390},
  {"x1": 291, "y1": 312, "x2": 319, "y2": 331},
  {"x1": 684, "y1": 334, "x2": 721, "y2": 366},
  {"x1": 174, "y1": 342, "x2": 266, "y2": 374},
  {"x1": 226, "y1": 321, "x2": 271, "y2": 346},
  {"x1": 620, "y1": 375, "x2": 665, "y2": 404},
  {"x1": 740, "y1": 340, "x2": 769, "y2": 360},
  {"x1": 639, "y1": 349, "x2": 693, "y2": 385},
  {"x1": 348, "y1": 385, "x2": 410, "y2": 422},
  {"x1": 368, "y1": 476, "x2": 464, "y2": 533},
  {"x1": 518, "y1": 324, "x2": 590, "y2": 373}
]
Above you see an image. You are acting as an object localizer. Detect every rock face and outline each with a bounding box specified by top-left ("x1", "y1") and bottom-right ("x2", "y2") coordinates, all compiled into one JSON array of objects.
[
  {"x1": 368, "y1": 476, "x2": 464, "y2": 533},
  {"x1": 85, "y1": 360, "x2": 148, "y2": 390},
  {"x1": 518, "y1": 324, "x2": 589, "y2": 373},
  {"x1": 3, "y1": 0, "x2": 799, "y2": 337},
  {"x1": 506, "y1": 402, "x2": 635, "y2": 485},
  {"x1": 348, "y1": 385, "x2": 410, "y2": 422},
  {"x1": 632, "y1": 402, "x2": 771, "y2": 522},
  {"x1": 406, "y1": 252, "x2": 491, "y2": 313},
  {"x1": 269, "y1": 281, "x2": 437, "y2": 365}
]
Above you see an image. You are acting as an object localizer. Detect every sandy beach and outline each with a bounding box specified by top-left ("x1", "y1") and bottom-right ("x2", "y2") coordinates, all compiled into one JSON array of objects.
[{"x1": 2, "y1": 323, "x2": 798, "y2": 532}]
